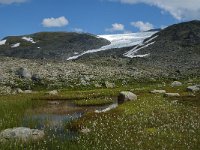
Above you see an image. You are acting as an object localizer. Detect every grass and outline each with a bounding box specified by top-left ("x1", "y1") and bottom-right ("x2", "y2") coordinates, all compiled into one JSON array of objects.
[
  {"x1": 0, "y1": 80, "x2": 200, "y2": 149},
  {"x1": 74, "y1": 97, "x2": 114, "y2": 106}
]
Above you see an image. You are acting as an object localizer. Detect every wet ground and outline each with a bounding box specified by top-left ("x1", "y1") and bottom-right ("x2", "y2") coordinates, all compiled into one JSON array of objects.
[{"x1": 22, "y1": 100, "x2": 115, "y2": 140}]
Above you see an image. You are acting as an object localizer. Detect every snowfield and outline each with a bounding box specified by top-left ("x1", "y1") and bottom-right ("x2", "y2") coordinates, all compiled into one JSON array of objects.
[
  {"x1": 0, "y1": 40, "x2": 7, "y2": 46},
  {"x1": 11, "y1": 43, "x2": 20, "y2": 48},
  {"x1": 22, "y1": 37, "x2": 36, "y2": 44},
  {"x1": 67, "y1": 31, "x2": 157, "y2": 60}
]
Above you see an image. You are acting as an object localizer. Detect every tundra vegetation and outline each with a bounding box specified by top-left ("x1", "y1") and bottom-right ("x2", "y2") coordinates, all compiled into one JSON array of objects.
[{"x1": 0, "y1": 79, "x2": 200, "y2": 150}]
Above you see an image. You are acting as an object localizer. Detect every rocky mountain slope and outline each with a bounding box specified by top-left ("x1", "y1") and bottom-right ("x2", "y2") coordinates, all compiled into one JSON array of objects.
[
  {"x1": 0, "y1": 21, "x2": 199, "y2": 93},
  {"x1": 0, "y1": 32, "x2": 110, "y2": 59},
  {"x1": 78, "y1": 20, "x2": 200, "y2": 77}
]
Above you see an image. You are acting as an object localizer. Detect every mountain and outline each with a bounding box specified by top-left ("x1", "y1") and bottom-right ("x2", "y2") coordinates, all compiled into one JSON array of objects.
[
  {"x1": 0, "y1": 21, "x2": 199, "y2": 89},
  {"x1": 124, "y1": 20, "x2": 200, "y2": 76},
  {"x1": 0, "y1": 32, "x2": 110, "y2": 60},
  {"x1": 76, "y1": 20, "x2": 200, "y2": 78}
]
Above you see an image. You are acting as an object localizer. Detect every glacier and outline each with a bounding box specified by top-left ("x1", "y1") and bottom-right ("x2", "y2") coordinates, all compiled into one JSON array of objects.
[{"x1": 67, "y1": 31, "x2": 157, "y2": 60}]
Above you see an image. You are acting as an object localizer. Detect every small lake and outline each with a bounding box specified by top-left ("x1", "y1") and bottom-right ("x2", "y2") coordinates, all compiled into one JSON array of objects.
[{"x1": 22, "y1": 100, "x2": 116, "y2": 140}]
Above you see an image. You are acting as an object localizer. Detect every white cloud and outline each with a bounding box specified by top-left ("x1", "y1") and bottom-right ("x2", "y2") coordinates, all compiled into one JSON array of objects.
[
  {"x1": 73, "y1": 28, "x2": 84, "y2": 33},
  {"x1": 110, "y1": 0, "x2": 200, "y2": 20},
  {"x1": 131, "y1": 21, "x2": 154, "y2": 31},
  {"x1": 42, "y1": 16, "x2": 69, "y2": 28},
  {"x1": 0, "y1": 0, "x2": 27, "y2": 4},
  {"x1": 106, "y1": 23, "x2": 125, "y2": 32}
]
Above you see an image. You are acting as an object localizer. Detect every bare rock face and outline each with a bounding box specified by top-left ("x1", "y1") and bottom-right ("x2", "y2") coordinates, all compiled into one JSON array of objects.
[
  {"x1": 187, "y1": 85, "x2": 200, "y2": 93},
  {"x1": 118, "y1": 91, "x2": 137, "y2": 104},
  {"x1": 151, "y1": 90, "x2": 166, "y2": 94},
  {"x1": 171, "y1": 81, "x2": 182, "y2": 87},
  {"x1": 164, "y1": 93, "x2": 180, "y2": 97},
  {"x1": 0, "y1": 127, "x2": 44, "y2": 142}
]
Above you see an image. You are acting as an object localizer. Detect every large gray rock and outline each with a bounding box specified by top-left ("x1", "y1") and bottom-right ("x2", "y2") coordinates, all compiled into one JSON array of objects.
[
  {"x1": 187, "y1": 85, "x2": 200, "y2": 93},
  {"x1": 118, "y1": 91, "x2": 137, "y2": 104},
  {"x1": 171, "y1": 81, "x2": 182, "y2": 87},
  {"x1": 164, "y1": 93, "x2": 180, "y2": 97},
  {"x1": 0, "y1": 127, "x2": 44, "y2": 142},
  {"x1": 16, "y1": 67, "x2": 32, "y2": 79},
  {"x1": 151, "y1": 90, "x2": 166, "y2": 94}
]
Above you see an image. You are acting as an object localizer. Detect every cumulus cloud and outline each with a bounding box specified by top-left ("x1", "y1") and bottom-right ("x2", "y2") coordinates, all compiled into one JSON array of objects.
[
  {"x1": 42, "y1": 16, "x2": 69, "y2": 28},
  {"x1": 110, "y1": 0, "x2": 200, "y2": 20},
  {"x1": 131, "y1": 21, "x2": 154, "y2": 31},
  {"x1": 0, "y1": 0, "x2": 27, "y2": 4},
  {"x1": 106, "y1": 23, "x2": 125, "y2": 32}
]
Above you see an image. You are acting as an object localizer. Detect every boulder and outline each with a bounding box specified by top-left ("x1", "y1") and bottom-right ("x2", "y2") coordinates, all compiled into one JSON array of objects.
[
  {"x1": 105, "y1": 81, "x2": 115, "y2": 88},
  {"x1": 31, "y1": 74, "x2": 41, "y2": 82},
  {"x1": 16, "y1": 68, "x2": 32, "y2": 79},
  {"x1": 150, "y1": 90, "x2": 166, "y2": 94},
  {"x1": 46, "y1": 90, "x2": 58, "y2": 95},
  {"x1": 186, "y1": 85, "x2": 200, "y2": 93},
  {"x1": 0, "y1": 127, "x2": 44, "y2": 142},
  {"x1": 164, "y1": 93, "x2": 180, "y2": 97},
  {"x1": 16, "y1": 88, "x2": 23, "y2": 94},
  {"x1": 118, "y1": 91, "x2": 137, "y2": 104},
  {"x1": 171, "y1": 81, "x2": 182, "y2": 87}
]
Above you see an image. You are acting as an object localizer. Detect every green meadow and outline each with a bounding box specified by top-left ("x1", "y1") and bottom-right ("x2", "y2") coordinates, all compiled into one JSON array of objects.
[{"x1": 0, "y1": 80, "x2": 200, "y2": 150}]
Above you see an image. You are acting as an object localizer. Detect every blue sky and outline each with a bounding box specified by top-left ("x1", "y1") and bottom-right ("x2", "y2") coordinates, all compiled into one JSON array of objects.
[{"x1": 0, "y1": 0, "x2": 199, "y2": 39}]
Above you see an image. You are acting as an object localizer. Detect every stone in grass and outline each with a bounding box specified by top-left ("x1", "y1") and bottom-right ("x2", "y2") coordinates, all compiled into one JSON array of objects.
[
  {"x1": 118, "y1": 91, "x2": 137, "y2": 104},
  {"x1": 16, "y1": 88, "x2": 24, "y2": 94},
  {"x1": 164, "y1": 93, "x2": 180, "y2": 97},
  {"x1": 150, "y1": 90, "x2": 166, "y2": 94},
  {"x1": 0, "y1": 127, "x2": 44, "y2": 142},
  {"x1": 171, "y1": 81, "x2": 182, "y2": 87},
  {"x1": 186, "y1": 85, "x2": 200, "y2": 93},
  {"x1": 46, "y1": 90, "x2": 58, "y2": 95},
  {"x1": 105, "y1": 81, "x2": 115, "y2": 88},
  {"x1": 94, "y1": 83, "x2": 102, "y2": 88}
]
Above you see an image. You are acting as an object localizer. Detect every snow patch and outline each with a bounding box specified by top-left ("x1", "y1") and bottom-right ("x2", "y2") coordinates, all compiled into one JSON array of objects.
[
  {"x1": 22, "y1": 37, "x2": 36, "y2": 44},
  {"x1": 67, "y1": 31, "x2": 157, "y2": 60},
  {"x1": 124, "y1": 34, "x2": 158, "y2": 58},
  {"x1": 11, "y1": 43, "x2": 20, "y2": 48},
  {"x1": 95, "y1": 103, "x2": 118, "y2": 113},
  {"x1": 124, "y1": 42, "x2": 155, "y2": 58},
  {"x1": 0, "y1": 40, "x2": 6, "y2": 46}
]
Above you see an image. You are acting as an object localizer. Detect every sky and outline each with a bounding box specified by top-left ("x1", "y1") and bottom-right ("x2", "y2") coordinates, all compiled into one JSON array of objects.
[{"x1": 0, "y1": 0, "x2": 200, "y2": 39}]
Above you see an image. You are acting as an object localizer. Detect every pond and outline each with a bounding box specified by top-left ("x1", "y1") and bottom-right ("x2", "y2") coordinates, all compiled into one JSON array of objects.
[{"x1": 22, "y1": 100, "x2": 116, "y2": 140}]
